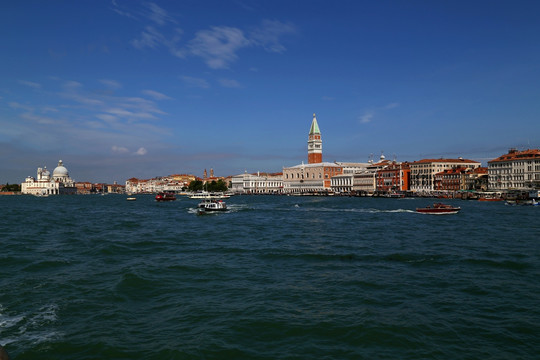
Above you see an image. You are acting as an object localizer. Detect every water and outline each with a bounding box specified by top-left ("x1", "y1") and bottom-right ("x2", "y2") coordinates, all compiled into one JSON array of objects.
[{"x1": 1, "y1": 195, "x2": 539, "y2": 359}]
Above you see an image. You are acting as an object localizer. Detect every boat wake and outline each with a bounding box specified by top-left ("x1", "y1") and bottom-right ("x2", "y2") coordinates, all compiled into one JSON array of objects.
[{"x1": 292, "y1": 206, "x2": 415, "y2": 214}]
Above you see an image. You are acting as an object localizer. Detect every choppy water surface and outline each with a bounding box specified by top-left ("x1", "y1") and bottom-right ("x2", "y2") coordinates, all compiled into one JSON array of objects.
[{"x1": 1, "y1": 195, "x2": 539, "y2": 359}]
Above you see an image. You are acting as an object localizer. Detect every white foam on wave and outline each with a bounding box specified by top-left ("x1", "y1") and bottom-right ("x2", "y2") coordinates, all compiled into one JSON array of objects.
[{"x1": 0, "y1": 303, "x2": 62, "y2": 346}]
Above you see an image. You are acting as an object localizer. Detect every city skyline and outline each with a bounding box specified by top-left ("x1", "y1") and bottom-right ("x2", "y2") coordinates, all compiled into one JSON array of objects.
[{"x1": 2, "y1": 1, "x2": 540, "y2": 184}]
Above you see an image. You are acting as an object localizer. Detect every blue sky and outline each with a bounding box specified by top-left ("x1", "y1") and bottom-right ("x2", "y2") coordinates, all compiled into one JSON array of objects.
[{"x1": 1, "y1": 0, "x2": 540, "y2": 184}]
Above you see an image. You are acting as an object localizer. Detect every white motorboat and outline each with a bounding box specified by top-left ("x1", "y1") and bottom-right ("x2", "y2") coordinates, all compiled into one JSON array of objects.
[
  {"x1": 189, "y1": 191, "x2": 230, "y2": 200},
  {"x1": 197, "y1": 199, "x2": 227, "y2": 212}
]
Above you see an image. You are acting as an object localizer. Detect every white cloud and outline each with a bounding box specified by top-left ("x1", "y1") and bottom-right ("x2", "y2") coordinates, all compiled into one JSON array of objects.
[
  {"x1": 360, "y1": 112, "x2": 374, "y2": 124},
  {"x1": 385, "y1": 102, "x2": 399, "y2": 109},
  {"x1": 181, "y1": 75, "x2": 210, "y2": 89},
  {"x1": 218, "y1": 78, "x2": 241, "y2": 88},
  {"x1": 134, "y1": 147, "x2": 148, "y2": 156},
  {"x1": 18, "y1": 80, "x2": 42, "y2": 89},
  {"x1": 188, "y1": 26, "x2": 250, "y2": 69},
  {"x1": 142, "y1": 89, "x2": 172, "y2": 100},
  {"x1": 100, "y1": 79, "x2": 122, "y2": 89},
  {"x1": 118, "y1": 2, "x2": 296, "y2": 70},
  {"x1": 144, "y1": 2, "x2": 176, "y2": 26},
  {"x1": 96, "y1": 114, "x2": 117, "y2": 122},
  {"x1": 249, "y1": 20, "x2": 296, "y2": 53},
  {"x1": 131, "y1": 26, "x2": 165, "y2": 49},
  {"x1": 112, "y1": 145, "x2": 129, "y2": 154}
]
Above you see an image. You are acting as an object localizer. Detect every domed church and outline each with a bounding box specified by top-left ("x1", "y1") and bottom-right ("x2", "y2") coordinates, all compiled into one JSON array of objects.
[{"x1": 21, "y1": 160, "x2": 77, "y2": 195}]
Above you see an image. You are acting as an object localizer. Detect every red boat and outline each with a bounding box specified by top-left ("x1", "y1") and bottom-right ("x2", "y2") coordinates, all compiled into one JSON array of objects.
[
  {"x1": 416, "y1": 203, "x2": 460, "y2": 214},
  {"x1": 155, "y1": 192, "x2": 176, "y2": 201}
]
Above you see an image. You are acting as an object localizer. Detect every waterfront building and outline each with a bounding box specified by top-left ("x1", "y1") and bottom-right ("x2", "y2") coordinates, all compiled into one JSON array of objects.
[
  {"x1": 434, "y1": 167, "x2": 468, "y2": 191},
  {"x1": 126, "y1": 174, "x2": 196, "y2": 194},
  {"x1": 409, "y1": 158, "x2": 481, "y2": 193},
  {"x1": 284, "y1": 113, "x2": 343, "y2": 193},
  {"x1": 330, "y1": 162, "x2": 371, "y2": 194},
  {"x1": 464, "y1": 167, "x2": 488, "y2": 191},
  {"x1": 331, "y1": 174, "x2": 353, "y2": 194},
  {"x1": 351, "y1": 154, "x2": 395, "y2": 195},
  {"x1": 21, "y1": 160, "x2": 76, "y2": 195},
  {"x1": 75, "y1": 182, "x2": 94, "y2": 194},
  {"x1": 375, "y1": 160, "x2": 410, "y2": 193},
  {"x1": 488, "y1": 148, "x2": 540, "y2": 191},
  {"x1": 231, "y1": 171, "x2": 283, "y2": 194},
  {"x1": 283, "y1": 162, "x2": 343, "y2": 194}
]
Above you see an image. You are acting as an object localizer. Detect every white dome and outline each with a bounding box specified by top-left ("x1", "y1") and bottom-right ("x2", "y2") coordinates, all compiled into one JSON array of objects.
[{"x1": 53, "y1": 160, "x2": 69, "y2": 177}]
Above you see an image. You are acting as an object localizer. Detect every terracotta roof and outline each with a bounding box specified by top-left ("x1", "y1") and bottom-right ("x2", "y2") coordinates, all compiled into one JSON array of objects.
[
  {"x1": 412, "y1": 158, "x2": 480, "y2": 164},
  {"x1": 488, "y1": 149, "x2": 540, "y2": 163}
]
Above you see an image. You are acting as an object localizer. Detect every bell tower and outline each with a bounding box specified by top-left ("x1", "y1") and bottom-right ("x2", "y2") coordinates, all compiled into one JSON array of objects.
[{"x1": 308, "y1": 113, "x2": 322, "y2": 164}]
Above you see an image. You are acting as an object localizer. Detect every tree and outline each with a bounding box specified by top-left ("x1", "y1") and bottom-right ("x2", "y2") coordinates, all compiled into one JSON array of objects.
[
  {"x1": 1, "y1": 183, "x2": 21, "y2": 192},
  {"x1": 188, "y1": 180, "x2": 203, "y2": 191}
]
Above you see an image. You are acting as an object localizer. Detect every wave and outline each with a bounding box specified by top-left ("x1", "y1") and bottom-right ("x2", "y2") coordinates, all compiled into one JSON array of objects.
[{"x1": 0, "y1": 303, "x2": 62, "y2": 346}]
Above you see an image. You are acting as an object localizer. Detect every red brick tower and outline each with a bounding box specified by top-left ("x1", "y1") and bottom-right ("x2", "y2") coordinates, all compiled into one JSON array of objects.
[{"x1": 308, "y1": 113, "x2": 322, "y2": 164}]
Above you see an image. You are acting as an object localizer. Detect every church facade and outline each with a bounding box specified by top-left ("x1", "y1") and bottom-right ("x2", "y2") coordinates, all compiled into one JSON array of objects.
[{"x1": 21, "y1": 160, "x2": 77, "y2": 195}]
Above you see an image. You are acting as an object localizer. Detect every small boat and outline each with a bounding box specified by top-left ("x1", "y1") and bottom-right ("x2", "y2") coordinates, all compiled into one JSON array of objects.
[
  {"x1": 198, "y1": 199, "x2": 227, "y2": 212},
  {"x1": 126, "y1": 197, "x2": 137, "y2": 201},
  {"x1": 416, "y1": 203, "x2": 460, "y2": 214},
  {"x1": 506, "y1": 199, "x2": 539, "y2": 206},
  {"x1": 155, "y1": 192, "x2": 176, "y2": 201},
  {"x1": 189, "y1": 191, "x2": 230, "y2": 200},
  {"x1": 385, "y1": 192, "x2": 404, "y2": 198}
]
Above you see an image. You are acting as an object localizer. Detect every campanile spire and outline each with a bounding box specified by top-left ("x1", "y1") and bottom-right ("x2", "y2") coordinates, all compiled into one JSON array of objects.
[{"x1": 308, "y1": 113, "x2": 322, "y2": 164}]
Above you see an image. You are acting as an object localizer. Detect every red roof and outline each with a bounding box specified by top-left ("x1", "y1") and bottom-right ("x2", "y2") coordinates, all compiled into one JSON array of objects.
[
  {"x1": 488, "y1": 149, "x2": 540, "y2": 163},
  {"x1": 413, "y1": 158, "x2": 480, "y2": 164}
]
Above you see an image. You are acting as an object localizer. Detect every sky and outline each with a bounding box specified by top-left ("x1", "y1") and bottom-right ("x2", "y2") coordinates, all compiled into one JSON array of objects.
[{"x1": 1, "y1": 0, "x2": 540, "y2": 184}]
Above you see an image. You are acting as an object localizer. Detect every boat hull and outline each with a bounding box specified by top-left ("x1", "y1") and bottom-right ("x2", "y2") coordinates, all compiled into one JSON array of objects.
[
  {"x1": 416, "y1": 203, "x2": 460, "y2": 214},
  {"x1": 155, "y1": 192, "x2": 176, "y2": 201},
  {"x1": 416, "y1": 208, "x2": 460, "y2": 214}
]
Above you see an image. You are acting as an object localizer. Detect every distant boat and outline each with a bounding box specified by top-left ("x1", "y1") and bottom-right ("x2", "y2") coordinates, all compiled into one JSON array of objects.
[
  {"x1": 197, "y1": 199, "x2": 227, "y2": 213},
  {"x1": 155, "y1": 192, "x2": 176, "y2": 201},
  {"x1": 126, "y1": 197, "x2": 137, "y2": 201},
  {"x1": 189, "y1": 191, "x2": 230, "y2": 200},
  {"x1": 384, "y1": 192, "x2": 404, "y2": 198},
  {"x1": 506, "y1": 199, "x2": 538, "y2": 206},
  {"x1": 416, "y1": 203, "x2": 460, "y2": 214}
]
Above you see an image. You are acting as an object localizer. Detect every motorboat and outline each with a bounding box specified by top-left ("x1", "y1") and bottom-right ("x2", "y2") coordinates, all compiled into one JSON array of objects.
[
  {"x1": 189, "y1": 191, "x2": 230, "y2": 200},
  {"x1": 506, "y1": 199, "x2": 539, "y2": 206},
  {"x1": 198, "y1": 199, "x2": 227, "y2": 212},
  {"x1": 155, "y1": 192, "x2": 176, "y2": 201},
  {"x1": 126, "y1": 197, "x2": 137, "y2": 201},
  {"x1": 416, "y1": 203, "x2": 460, "y2": 214}
]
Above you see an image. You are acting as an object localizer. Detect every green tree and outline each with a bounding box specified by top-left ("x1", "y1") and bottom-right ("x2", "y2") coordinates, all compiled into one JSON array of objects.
[
  {"x1": 188, "y1": 180, "x2": 203, "y2": 191},
  {"x1": 1, "y1": 183, "x2": 21, "y2": 192}
]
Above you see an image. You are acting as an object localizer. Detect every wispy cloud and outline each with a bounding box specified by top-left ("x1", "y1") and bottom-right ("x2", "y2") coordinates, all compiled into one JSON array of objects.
[
  {"x1": 112, "y1": 145, "x2": 129, "y2": 154},
  {"x1": 218, "y1": 78, "x2": 241, "y2": 88},
  {"x1": 143, "y1": 2, "x2": 176, "y2": 26},
  {"x1": 249, "y1": 20, "x2": 296, "y2": 53},
  {"x1": 100, "y1": 79, "x2": 122, "y2": 89},
  {"x1": 6, "y1": 77, "x2": 171, "y2": 156},
  {"x1": 189, "y1": 26, "x2": 250, "y2": 69},
  {"x1": 181, "y1": 75, "x2": 210, "y2": 88},
  {"x1": 134, "y1": 147, "x2": 148, "y2": 156},
  {"x1": 115, "y1": 3, "x2": 296, "y2": 70},
  {"x1": 359, "y1": 112, "x2": 374, "y2": 124},
  {"x1": 142, "y1": 89, "x2": 172, "y2": 100},
  {"x1": 359, "y1": 102, "x2": 399, "y2": 124},
  {"x1": 18, "y1": 80, "x2": 42, "y2": 89}
]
